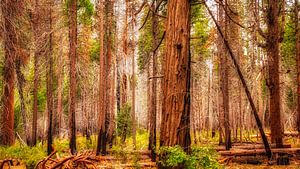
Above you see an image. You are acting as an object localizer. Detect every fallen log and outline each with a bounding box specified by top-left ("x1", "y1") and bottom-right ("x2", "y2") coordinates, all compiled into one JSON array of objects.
[
  {"x1": 216, "y1": 144, "x2": 291, "y2": 151},
  {"x1": 219, "y1": 148, "x2": 300, "y2": 156},
  {"x1": 107, "y1": 162, "x2": 157, "y2": 168},
  {"x1": 250, "y1": 131, "x2": 299, "y2": 138}
]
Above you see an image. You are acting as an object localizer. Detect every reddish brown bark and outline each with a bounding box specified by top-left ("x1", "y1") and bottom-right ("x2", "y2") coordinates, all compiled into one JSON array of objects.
[
  {"x1": 68, "y1": 0, "x2": 77, "y2": 155},
  {"x1": 295, "y1": 0, "x2": 300, "y2": 134},
  {"x1": 130, "y1": 1, "x2": 137, "y2": 150},
  {"x1": 31, "y1": 0, "x2": 42, "y2": 147},
  {"x1": 266, "y1": 0, "x2": 283, "y2": 147},
  {"x1": 0, "y1": 0, "x2": 19, "y2": 146},
  {"x1": 47, "y1": 0, "x2": 54, "y2": 155},
  {"x1": 223, "y1": 0, "x2": 232, "y2": 150},
  {"x1": 56, "y1": 34, "x2": 64, "y2": 138},
  {"x1": 149, "y1": 0, "x2": 158, "y2": 161},
  {"x1": 97, "y1": 0, "x2": 107, "y2": 155},
  {"x1": 217, "y1": 3, "x2": 224, "y2": 145},
  {"x1": 160, "y1": 0, "x2": 191, "y2": 152}
]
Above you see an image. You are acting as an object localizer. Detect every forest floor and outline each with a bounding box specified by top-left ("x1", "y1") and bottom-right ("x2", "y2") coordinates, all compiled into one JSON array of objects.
[{"x1": 2, "y1": 130, "x2": 300, "y2": 168}]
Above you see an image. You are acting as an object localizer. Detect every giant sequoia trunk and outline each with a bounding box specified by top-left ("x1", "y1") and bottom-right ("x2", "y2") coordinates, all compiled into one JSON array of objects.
[
  {"x1": 266, "y1": 0, "x2": 283, "y2": 147},
  {"x1": 68, "y1": 0, "x2": 77, "y2": 155},
  {"x1": 0, "y1": 0, "x2": 19, "y2": 145},
  {"x1": 160, "y1": 0, "x2": 191, "y2": 152}
]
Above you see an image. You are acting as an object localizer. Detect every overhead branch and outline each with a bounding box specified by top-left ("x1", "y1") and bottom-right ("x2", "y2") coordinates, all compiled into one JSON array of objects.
[
  {"x1": 149, "y1": 75, "x2": 164, "y2": 79},
  {"x1": 139, "y1": 8, "x2": 151, "y2": 30},
  {"x1": 145, "y1": 2, "x2": 167, "y2": 18},
  {"x1": 153, "y1": 31, "x2": 166, "y2": 54},
  {"x1": 214, "y1": 0, "x2": 253, "y2": 29},
  {"x1": 134, "y1": 1, "x2": 147, "y2": 16}
]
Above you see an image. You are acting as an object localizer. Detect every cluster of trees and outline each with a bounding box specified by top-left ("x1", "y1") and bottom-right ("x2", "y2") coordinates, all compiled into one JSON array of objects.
[{"x1": 0, "y1": 0, "x2": 299, "y2": 164}]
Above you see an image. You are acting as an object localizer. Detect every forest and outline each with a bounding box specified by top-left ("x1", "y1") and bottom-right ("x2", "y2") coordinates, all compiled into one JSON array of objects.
[{"x1": 0, "y1": 0, "x2": 299, "y2": 168}]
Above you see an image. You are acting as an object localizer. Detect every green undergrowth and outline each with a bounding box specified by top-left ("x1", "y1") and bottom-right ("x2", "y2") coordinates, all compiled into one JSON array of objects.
[
  {"x1": 0, "y1": 142, "x2": 46, "y2": 168},
  {"x1": 158, "y1": 145, "x2": 221, "y2": 169}
]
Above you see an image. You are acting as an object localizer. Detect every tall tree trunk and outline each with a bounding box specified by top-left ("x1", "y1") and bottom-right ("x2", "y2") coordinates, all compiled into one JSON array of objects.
[
  {"x1": 217, "y1": 2, "x2": 224, "y2": 145},
  {"x1": 68, "y1": 0, "x2": 77, "y2": 155},
  {"x1": 57, "y1": 34, "x2": 64, "y2": 138},
  {"x1": 31, "y1": 0, "x2": 40, "y2": 146},
  {"x1": 131, "y1": 2, "x2": 137, "y2": 149},
  {"x1": 147, "y1": 63, "x2": 151, "y2": 130},
  {"x1": 160, "y1": 0, "x2": 191, "y2": 152},
  {"x1": 295, "y1": 0, "x2": 300, "y2": 134},
  {"x1": 107, "y1": 0, "x2": 115, "y2": 148},
  {"x1": 149, "y1": 0, "x2": 158, "y2": 161},
  {"x1": 15, "y1": 59, "x2": 29, "y2": 144},
  {"x1": 97, "y1": 0, "x2": 107, "y2": 155},
  {"x1": 0, "y1": 0, "x2": 19, "y2": 146},
  {"x1": 266, "y1": 0, "x2": 283, "y2": 148},
  {"x1": 47, "y1": 0, "x2": 54, "y2": 155},
  {"x1": 206, "y1": 67, "x2": 211, "y2": 135}
]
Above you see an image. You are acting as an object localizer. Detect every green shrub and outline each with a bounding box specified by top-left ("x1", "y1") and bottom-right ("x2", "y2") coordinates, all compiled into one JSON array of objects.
[
  {"x1": 116, "y1": 103, "x2": 132, "y2": 141},
  {"x1": 0, "y1": 143, "x2": 46, "y2": 168},
  {"x1": 159, "y1": 145, "x2": 220, "y2": 169}
]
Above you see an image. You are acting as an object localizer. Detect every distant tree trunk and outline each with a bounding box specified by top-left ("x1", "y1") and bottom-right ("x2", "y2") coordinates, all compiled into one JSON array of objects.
[
  {"x1": 0, "y1": 0, "x2": 20, "y2": 146},
  {"x1": 31, "y1": 0, "x2": 40, "y2": 146},
  {"x1": 160, "y1": 0, "x2": 191, "y2": 152},
  {"x1": 97, "y1": 0, "x2": 107, "y2": 155},
  {"x1": 15, "y1": 59, "x2": 29, "y2": 144},
  {"x1": 121, "y1": 74, "x2": 128, "y2": 106},
  {"x1": 295, "y1": 0, "x2": 300, "y2": 134},
  {"x1": 266, "y1": 0, "x2": 283, "y2": 148},
  {"x1": 217, "y1": 2, "x2": 224, "y2": 145},
  {"x1": 149, "y1": 0, "x2": 158, "y2": 161},
  {"x1": 223, "y1": 0, "x2": 232, "y2": 150},
  {"x1": 68, "y1": 0, "x2": 77, "y2": 155},
  {"x1": 147, "y1": 64, "x2": 151, "y2": 130},
  {"x1": 46, "y1": 0, "x2": 54, "y2": 155},
  {"x1": 131, "y1": 5, "x2": 137, "y2": 150},
  {"x1": 206, "y1": 67, "x2": 211, "y2": 135},
  {"x1": 57, "y1": 34, "x2": 64, "y2": 138}
]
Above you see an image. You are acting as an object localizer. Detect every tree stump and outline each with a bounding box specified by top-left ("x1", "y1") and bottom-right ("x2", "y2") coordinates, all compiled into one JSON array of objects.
[{"x1": 276, "y1": 154, "x2": 290, "y2": 165}]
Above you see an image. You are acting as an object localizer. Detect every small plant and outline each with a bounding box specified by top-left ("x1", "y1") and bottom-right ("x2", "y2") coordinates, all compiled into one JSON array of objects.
[
  {"x1": 111, "y1": 145, "x2": 128, "y2": 163},
  {"x1": 158, "y1": 145, "x2": 220, "y2": 169}
]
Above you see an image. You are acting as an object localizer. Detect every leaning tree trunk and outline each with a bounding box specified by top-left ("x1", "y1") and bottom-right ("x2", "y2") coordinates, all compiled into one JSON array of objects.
[
  {"x1": 160, "y1": 0, "x2": 191, "y2": 152},
  {"x1": 0, "y1": 0, "x2": 20, "y2": 146},
  {"x1": 68, "y1": 0, "x2": 77, "y2": 155}
]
